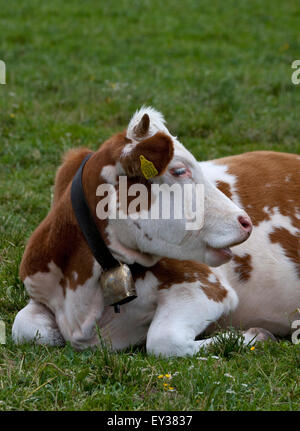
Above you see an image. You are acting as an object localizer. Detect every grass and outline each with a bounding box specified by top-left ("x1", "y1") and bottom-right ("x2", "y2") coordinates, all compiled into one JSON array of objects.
[
  {"x1": 1, "y1": 335, "x2": 300, "y2": 410},
  {"x1": 0, "y1": 0, "x2": 300, "y2": 411}
]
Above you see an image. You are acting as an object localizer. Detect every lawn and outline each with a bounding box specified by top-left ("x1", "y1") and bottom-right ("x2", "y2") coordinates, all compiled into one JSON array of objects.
[{"x1": 0, "y1": 0, "x2": 300, "y2": 411}]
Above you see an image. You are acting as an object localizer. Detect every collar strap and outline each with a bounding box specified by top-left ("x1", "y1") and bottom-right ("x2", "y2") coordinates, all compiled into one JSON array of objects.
[{"x1": 71, "y1": 153, "x2": 120, "y2": 271}]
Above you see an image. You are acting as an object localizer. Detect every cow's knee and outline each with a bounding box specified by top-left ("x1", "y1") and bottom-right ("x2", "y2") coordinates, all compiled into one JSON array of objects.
[
  {"x1": 243, "y1": 327, "x2": 277, "y2": 344},
  {"x1": 12, "y1": 300, "x2": 65, "y2": 346},
  {"x1": 146, "y1": 327, "x2": 196, "y2": 357}
]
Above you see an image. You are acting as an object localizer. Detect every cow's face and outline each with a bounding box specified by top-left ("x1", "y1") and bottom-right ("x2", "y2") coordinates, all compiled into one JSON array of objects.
[{"x1": 93, "y1": 107, "x2": 252, "y2": 267}]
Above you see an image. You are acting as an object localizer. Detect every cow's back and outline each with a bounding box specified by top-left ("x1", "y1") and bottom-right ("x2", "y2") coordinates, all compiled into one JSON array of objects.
[{"x1": 201, "y1": 151, "x2": 300, "y2": 335}]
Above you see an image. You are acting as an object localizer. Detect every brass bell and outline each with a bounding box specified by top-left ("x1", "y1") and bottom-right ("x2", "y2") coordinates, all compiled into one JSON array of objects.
[{"x1": 100, "y1": 263, "x2": 137, "y2": 312}]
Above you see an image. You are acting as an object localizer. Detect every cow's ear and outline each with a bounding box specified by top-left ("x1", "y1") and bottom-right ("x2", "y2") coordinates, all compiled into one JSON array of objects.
[
  {"x1": 121, "y1": 131, "x2": 174, "y2": 179},
  {"x1": 131, "y1": 112, "x2": 150, "y2": 140}
]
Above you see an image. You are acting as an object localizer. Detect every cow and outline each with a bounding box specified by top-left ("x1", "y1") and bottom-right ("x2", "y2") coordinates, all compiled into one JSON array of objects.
[{"x1": 12, "y1": 107, "x2": 293, "y2": 357}]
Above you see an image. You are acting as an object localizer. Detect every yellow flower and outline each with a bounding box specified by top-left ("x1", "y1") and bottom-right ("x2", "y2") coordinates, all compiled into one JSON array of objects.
[
  {"x1": 168, "y1": 387, "x2": 175, "y2": 391},
  {"x1": 10, "y1": 113, "x2": 15, "y2": 118},
  {"x1": 165, "y1": 374, "x2": 171, "y2": 379},
  {"x1": 250, "y1": 346, "x2": 255, "y2": 351},
  {"x1": 279, "y1": 43, "x2": 290, "y2": 52},
  {"x1": 163, "y1": 383, "x2": 169, "y2": 387},
  {"x1": 158, "y1": 375, "x2": 164, "y2": 379}
]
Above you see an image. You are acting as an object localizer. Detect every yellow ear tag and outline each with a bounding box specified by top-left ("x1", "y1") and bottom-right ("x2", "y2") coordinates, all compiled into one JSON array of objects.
[{"x1": 140, "y1": 155, "x2": 158, "y2": 179}]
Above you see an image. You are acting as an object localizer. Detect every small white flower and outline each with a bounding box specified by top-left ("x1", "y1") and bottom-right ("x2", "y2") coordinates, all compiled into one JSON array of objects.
[
  {"x1": 197, "y1": 357, "x2": 208, "y2": 361},
  {"x1": 224, "y1": 373, "x2": 234, "y2": 379},
  {"x1": 226, "y1": 389, "x2": 236, "y2": 394},
  {"x1": 211, "y1": 355, "x2": 220, "y2": 359},
  {"x1": 213, "y1": 381, "x2": 221, "y2": 385},
  {"x1": 241, "y1": 383, "x2": 248, "y2": 387}
]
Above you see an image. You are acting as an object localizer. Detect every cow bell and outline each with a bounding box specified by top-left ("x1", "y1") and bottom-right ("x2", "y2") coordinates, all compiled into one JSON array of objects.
[{"x1": 100, "y1": 263, "x2": 137, "y2": 313}]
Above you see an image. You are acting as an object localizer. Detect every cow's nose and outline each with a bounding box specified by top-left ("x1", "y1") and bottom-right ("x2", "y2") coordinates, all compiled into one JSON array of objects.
[{"x1": 238, "y1": 215, "x2": 252, "y2": 235}]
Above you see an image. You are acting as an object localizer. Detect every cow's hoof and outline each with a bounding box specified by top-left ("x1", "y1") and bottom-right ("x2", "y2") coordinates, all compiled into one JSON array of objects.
[{"x1": 245, "y1": 327, "x2": 277, "y2": 343}]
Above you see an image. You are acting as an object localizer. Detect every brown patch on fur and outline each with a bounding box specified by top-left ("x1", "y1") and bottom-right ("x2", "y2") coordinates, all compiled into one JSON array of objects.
[
  {"x1": 232, "y1": 253, "x2": 252, "y2": 282},
  {"x1": 52, "y1": 148, "x2": 93, "y2": 207},
  {"x1": 20, "y1": 184, "x2": 95, "y2": 294},
  {"x1": 60, "y1": 240, "x2": 95, "y2": 291},
  {"x1": 269, "y1": 227, "x2": 300, "y2": 277},
  {"x1": 216, "y1": 180, "x2": 232, "y2": 200},
  {"x1": 150, "y1": 258, "x2": 227, "y2": 302},
  {"x1": 20, "y1": 147, "x2": 95, "y2": 287}
]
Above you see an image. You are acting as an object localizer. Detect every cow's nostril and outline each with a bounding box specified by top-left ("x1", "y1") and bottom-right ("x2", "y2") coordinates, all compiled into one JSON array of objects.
[{"x1": 238, "y1": 216, "x2": 252, "y2": 234}]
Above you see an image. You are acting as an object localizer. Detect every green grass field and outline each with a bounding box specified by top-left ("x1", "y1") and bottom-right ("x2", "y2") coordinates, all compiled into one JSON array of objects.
[{"x1": 1, "y1": 0, "x2": 300, "y2": 411}]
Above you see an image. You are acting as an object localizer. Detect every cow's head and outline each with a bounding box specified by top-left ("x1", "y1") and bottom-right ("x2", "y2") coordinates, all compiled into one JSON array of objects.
[{"x1": 83, "y1": 107, "x2": 252, "y2": 268}]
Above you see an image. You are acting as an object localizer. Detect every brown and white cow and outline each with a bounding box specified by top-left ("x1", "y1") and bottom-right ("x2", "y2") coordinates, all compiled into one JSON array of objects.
[{"x1": 12, "y1": 107, "x2": 291, "y2": 357}]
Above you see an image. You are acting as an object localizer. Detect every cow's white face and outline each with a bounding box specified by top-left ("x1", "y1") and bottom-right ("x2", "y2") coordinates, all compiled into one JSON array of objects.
[{"x1": 99, "y1": 107, "x2": 252, "y2": 267}]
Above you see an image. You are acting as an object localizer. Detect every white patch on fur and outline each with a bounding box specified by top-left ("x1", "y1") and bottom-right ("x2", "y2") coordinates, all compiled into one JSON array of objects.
[
  {"x1": 146, "y1": 279, "x2": 237, "y2": 357},
  {"x1": 12, "y1": 300, "x2": 64, "y2": 346},
  {"x1": 126, "y1": 106, "x2": 169, "y2": 140},
  {"x1": 99, "y1": 271, "x2": 159, "y2": 350},
  {"x1": 17, "y1": 260, "x2": 106, "y2": 350},
  {"x1": 207, "y1": 273, "x2": 218, "y2": 283},
  {"x1": 55, "y1": 260, "x2": 104, "y2": 349},
  {"x1": 200, "y1": 161, "x2": 243, "y2": 209},
  {"x1": 122, "y1": 142, "x2": 137, "y2": 156},
  {"x1": 100, "y1": 164, "x2": 117, "y2": 185},
  {"x1": 105, "y1": 222, "x2": 160, "y2": 267},
  {"x1": 23, "y1": 261, "x2": 65, "y2": 313}
]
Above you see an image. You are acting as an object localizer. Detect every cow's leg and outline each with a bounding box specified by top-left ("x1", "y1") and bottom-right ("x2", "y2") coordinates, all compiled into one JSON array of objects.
[
  {"x1": 146, "y1": 281, "x2": 239, "y2": 357},
  {"x1": 12, "y1": 299, "x2": 65, "y2": 346},
  {"x1": 197, "y1": 327, "x2": 277, "y2": 350}
]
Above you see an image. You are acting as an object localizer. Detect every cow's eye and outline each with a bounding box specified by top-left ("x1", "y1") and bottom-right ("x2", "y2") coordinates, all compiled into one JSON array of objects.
[{"x1": 170, "y1": 167, "x2": 187, "y2": 177}]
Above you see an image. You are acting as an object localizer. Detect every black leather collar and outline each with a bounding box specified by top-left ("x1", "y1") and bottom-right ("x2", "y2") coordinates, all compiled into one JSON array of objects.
[{"x1": 71, "y1": 153, "x2": 120, "y2": 272}]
